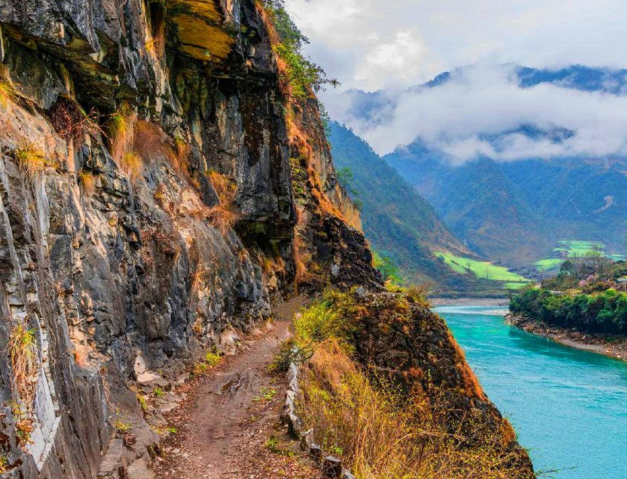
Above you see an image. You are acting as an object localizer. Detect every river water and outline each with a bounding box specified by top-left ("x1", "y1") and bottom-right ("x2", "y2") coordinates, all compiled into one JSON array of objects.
[{"x1": 435, "y1": 305, "x2": 627, "y2": 479}]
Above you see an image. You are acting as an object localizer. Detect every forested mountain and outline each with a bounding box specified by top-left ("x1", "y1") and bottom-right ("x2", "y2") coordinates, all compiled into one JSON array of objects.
[
  {"x1": 328, "y1": 122, "x2": 475, "y2": 289},
  {"x1": 386, "y1": 145, "x2": 627, "y2": 266}
]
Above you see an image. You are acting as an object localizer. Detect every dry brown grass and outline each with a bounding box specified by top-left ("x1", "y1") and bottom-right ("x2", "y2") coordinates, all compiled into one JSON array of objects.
[
  {"x1": 107, "y1": 104, "x2": 136, "y2": 161},
  {"x1": 208, "y1": 205, "x2": 240, "y2": 235},
  {"x1": 299, "y1": 341, "x2": 532, "y2": 479},
  {"x1": 171, "y1": 137, "x2": 191, "y2": 173},
  {"x1": 207, "y1": 170, "x2": 237, "y2": 203},
  {"x1": 447, "y1": 329, "x2": 487, "y2": 401},
  {"x1": 206, "y1": 170, "x2": 240, "y2": 233},
  {"x1": 145, "y1": 32, "x2": 165, "y2": 59},
  {"x1": 78, "y1": 171, "x2": 97, "y2": 196},
  {"x1": 120, "y1": 152, "x2": 143, "y2": 181},
  {"x1": 0, "y1": 80, "x2": 14, "y2": 114},
  {"x1": 293, "y1": 233, "x2": 309, "y2": 289},
  {"x1": 293, "y1": 293, "x2": 534, "y2": 479},
  {"x1": 133, "y1": 120, "x2": 168, "y2": 162},
  {"x1": 8, "y1": 325, "x2": 38, "y2": 406},
  {"x1": 14, "y1": 144, "x2": 46, "y2": 178}
]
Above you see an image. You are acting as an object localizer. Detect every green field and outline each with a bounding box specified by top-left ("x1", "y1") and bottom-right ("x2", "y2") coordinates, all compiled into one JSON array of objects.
[
  {"x1": 436, "y1": 252, "x2": 530, "y2": 284},
  {"x1": 535, "y1": 240, "x2": 626, "y2": 272},
  {"x1": 554, "y1": 240, "x2": 605, "y2": 257},
  {"x1": 535, "y1": 258, "x2": 563, "y2": 272}
]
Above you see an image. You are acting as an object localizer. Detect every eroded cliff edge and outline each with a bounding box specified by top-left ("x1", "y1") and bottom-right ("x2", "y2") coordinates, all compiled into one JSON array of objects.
[{"x1": 0, "y1": 1, "x2": 532, "y2": 477}]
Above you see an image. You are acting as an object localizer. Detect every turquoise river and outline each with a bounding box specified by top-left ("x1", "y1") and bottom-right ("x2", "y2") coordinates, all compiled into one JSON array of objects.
[{"x1": 436, "y1": 305, "x2": 627, "y2": 479}]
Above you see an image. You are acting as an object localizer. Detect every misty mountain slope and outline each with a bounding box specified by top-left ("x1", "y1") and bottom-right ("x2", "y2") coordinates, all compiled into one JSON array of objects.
[
  {"x1": 386, "y1": 144, "x2": 627, "y2": 264},
  {"x1": 386, "y1": 150, "x2": 549, "y2": 265},
  {"x1": 333, "y1": 64, "x2": 627, "y2": 266},
  {"x1": 328, "y1": 122, "x2": 473, "y2": 289}
]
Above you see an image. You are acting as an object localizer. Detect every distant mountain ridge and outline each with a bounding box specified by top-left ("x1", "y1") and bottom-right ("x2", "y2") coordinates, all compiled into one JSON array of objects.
[
  {"x1": 385, "y1": 148, "x2": 627, "y2": 266},
  {"x1": 337, "y1": 64, "x2": 627, "y2": 267}
]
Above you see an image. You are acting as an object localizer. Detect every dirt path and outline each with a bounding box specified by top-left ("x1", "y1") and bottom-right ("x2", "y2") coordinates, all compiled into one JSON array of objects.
[{"x1": 155, "y1": 297, "x2": 321, "y2": 479}]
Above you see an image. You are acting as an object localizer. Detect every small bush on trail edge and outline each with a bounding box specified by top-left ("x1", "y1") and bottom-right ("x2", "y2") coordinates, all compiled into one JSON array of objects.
[
  {"x1": 269, "y1": 338, "x2": 313, "y2": 373},
  {"x1": 192, "y1": 350, "x2": 222, "y2": 376},
  {"x1": 373, "y1": 251, "x2": 403, "y2": 286},
  {"x1": 265, "y1": 436, "x2": 295, "y2": 456},
  {"x1": 205, "y1": 351, "x2": 222, "y2": 368},
  {"x1": 253, "y1": 387, "x2": 277, "y2": 402},
  {"x1": 293, "y1": 289, "x2": 365, "y2": 346}
]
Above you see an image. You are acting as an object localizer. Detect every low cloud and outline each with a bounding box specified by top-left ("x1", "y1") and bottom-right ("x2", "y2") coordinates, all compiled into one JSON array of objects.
[{"x1": 324, "y1": 63, "x2": 627, "y2": 161}]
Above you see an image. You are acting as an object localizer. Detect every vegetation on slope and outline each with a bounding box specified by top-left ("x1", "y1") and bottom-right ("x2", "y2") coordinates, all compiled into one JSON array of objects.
[
  {"x1": 261, "y1": 0, "x2": 337, "y2": 103},
  {"x1": 328, "y1": 122, "x2": 475, "y2": 291},
  {"x1": 384, "y1": 154, "x2": 548, "y2": 266},
  {"x1": 386, "y1": 145, "x2": 627, "y2": 269},
  {"x1": 288, "y1": 289, "x2": 535, "y2": 479},
  {"x1": 534, "y1": 258, "x2": 563, "y2": 272},
  {"x1": 511, "y1": 288, "x2": 627, "y2": 335},
  {"x1": 435, "y1": 252, "x2": 530, "y2": 283}
]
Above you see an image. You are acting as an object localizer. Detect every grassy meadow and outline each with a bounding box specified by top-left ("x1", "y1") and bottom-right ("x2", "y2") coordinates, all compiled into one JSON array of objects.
[{"x1": 436, "y1": 252, "x2": 530, "y2": 287}]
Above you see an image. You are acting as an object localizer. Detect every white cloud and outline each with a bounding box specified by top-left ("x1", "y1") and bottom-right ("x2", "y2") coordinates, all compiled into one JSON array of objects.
[
  {"x1": 284, "y1": 0, "x2": 627, "y2": 162},
  {"x1": 285, "y1": 0, "x2": 627, "y2": 91},
  {"x1": 326, "y1": 63, "x2": 627, "y2": 161}
]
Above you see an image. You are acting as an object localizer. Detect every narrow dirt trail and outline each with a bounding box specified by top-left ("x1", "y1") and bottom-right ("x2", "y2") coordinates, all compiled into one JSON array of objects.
[{"x1": 155, "y1": 297, "x2": 321, "y2": 479}]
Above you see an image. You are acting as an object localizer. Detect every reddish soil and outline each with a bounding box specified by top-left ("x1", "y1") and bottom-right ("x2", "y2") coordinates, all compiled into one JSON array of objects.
[{"x1": 154, "y1": 297, "x2": 322, "y2": 479}]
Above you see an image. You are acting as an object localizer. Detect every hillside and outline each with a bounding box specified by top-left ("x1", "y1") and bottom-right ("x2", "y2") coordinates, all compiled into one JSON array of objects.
[
  {"x1": 329, "y1": 122, "x2": 476, "y2": 289},
  {"x1": 386, "y1": 145, "x2": 627, "y2": 266},
  {"x1": 386, "y1": 150, "x2": 549, "y2": 265}
]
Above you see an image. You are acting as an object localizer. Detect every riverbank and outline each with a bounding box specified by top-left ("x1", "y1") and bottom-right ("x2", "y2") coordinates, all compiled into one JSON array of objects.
[{"x1": 506, "y1": 314, "x2": 627, "y2": 361}]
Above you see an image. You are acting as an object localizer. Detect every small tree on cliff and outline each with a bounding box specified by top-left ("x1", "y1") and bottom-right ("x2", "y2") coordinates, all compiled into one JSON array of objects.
[{"x1": 262, "y1": 0, "x2": 339, "y2": 102}]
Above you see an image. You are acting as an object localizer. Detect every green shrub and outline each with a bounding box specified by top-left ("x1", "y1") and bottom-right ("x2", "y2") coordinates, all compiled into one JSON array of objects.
[
  {"x1": 511, "y1": 287, "x2": 627, "y2": 335},
  {"x1": 269, "y1": 338, "x2": 313, "y2": 373},
  {"x1": 262, "y1": 0, "x2": 338, "y2": 102},
  {"x1": 205, "y1": 351, "x2": 222, "y2": 367}
]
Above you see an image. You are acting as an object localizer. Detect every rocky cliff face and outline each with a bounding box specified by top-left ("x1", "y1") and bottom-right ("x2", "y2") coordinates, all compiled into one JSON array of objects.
[{"x1": 0, "y1": 1, "x2": 376, "y2": 477}]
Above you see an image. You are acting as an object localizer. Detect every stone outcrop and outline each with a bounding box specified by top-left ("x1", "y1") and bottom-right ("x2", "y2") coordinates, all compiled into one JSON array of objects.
[
  {"x1": 0, "y1": 1, "x2": 376, "y2": 477},
  {"x1": 348, "y1": 291, "x2": 535, "y2": 477}
]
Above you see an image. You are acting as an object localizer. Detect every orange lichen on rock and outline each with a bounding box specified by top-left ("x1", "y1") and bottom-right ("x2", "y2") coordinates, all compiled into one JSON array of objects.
[{"x1": 169, "y1": 0, "x2": 236, "y2": 61}]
